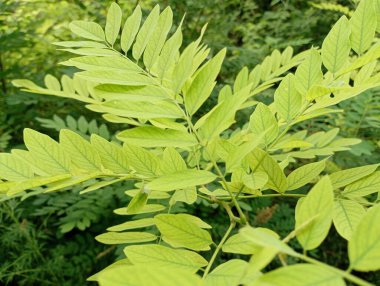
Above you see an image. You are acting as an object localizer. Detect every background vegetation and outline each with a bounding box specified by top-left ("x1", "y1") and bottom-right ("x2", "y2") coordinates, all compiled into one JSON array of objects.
[{"x1": 1, "y1": 0, "x2": 379, "y2": 285}]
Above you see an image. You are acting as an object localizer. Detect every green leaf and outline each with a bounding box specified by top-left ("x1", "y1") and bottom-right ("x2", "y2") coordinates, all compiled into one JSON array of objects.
[
  {"x1": 105, "y1": 2, "x2": 122, "y2": 46},
  {"x1": 146, "y1": 169, "x2": 217, "y2": 191},
  {"x1": 349, "y1": 0, "x2": 376, "y2": 55},
  {"x1": 184, "y1": 49, "x2": 226, "y2": 115},
  {"x1": 117, "y1": 126, "x2": 197, "y2": 148},
  {"x1": 204, "y1": 260, "x2": 248, "y2": 286},
  {"x1": 222, "y1": 232, "x2": 263, "y2": 255},
  {"x1": 287, "y1": 160, "x2": 326, "y2": 190},
  {"x1": 333, "y1": 199, "x2": 366, "y2": 240},
  {"x1": 0, "y1": 154, "x2": 34, "y2": 181},
  {"x1": 60, "y1": 129, "x2": 102, "y2": 171},
  {"x1": 274, "y1": 74, "x2": 302, "y2": 122},
  {"x1": 123, "y1": 144, "x2": 158, "y2": 177},
  {"x1": 124, "y1": 244, "x2": 207, "y2": 272},
  {"x1": 132, "y1": 5, "x2": 160, "y2": 61},
  {"x1": 294, "y1": 49, "x2": 323, "y2": 94},
  {"x1": 91, "y1": 134, "x2": 129, "y2": 174},
  {"x1": 8, "y1": 174, "x2": 71, "y2": 196},
  {"x1": 321, "y1": 16, "x2": 351, "y2": 73},
  {"x1": 114, "y1": 204, "x2": 166, "y2": 215},
  {"x1": 23, "y1": 129, "x2": 71, "y2": 175},
  {"x1": 69, "y1": 21, "x2": 105, "y2": 42},
  {"x1": 121, "y1": 5, "x2": 142, "y2": 53},
  {"x1": 240, "y1": 226, "x2": 295, "y2": 255},
  {"x1": 107, "y1": 218, "x2": 155, "y2": 232},
  {"x1": 249, "y1": 103, "x2": 278, "y2": 147},
  {"x1": 197, "y1": 85, "x2": 252, "y2": 141},
  {"x1": 255, "y1": 264, "x2": 345, "y2": 286},
  {"x1": 154, "y1": 213, "x2": 213, "y2": 251},
  {"x1": 97, "y1": 265, "x2": 204, "y2": 286},
  {"x1": 247, "y1": 148, "x2": 287, "y2": 193},
  {"x1": 349, "y1": 204, "x2": 380, "y2": 271},
  {"x1": 342, "y1": 172, "x2": 380, "y2": 198},
  {"x1": 61, "y1": 56, "x2": 141, "y2": 73},
  {"x1": 87, "y1": 100, "x2": 183, "y2": 119},
  {"x1": 95, "y1": 231, "x2": 156, "y2": 245},
  {"x1": 226, "y1": 134, "x2": 265, "y2": 172},
  {"x1": 156, "y1": 21, "x2": 183, "y2": 79},
  {"x1": 329, "y1": 164, "x2": 379, "y2": 189},
  {"x1": 143, "y1": 7, "x2": 173, "y2": 70},
  {"x1": 242, "y1": 172, "x2": 268, "y2": 190},
  {"x1": 160, "y1": 147, "x2": 187, "y2": 174},
  {"x1": 77, "y1": 70, "x2": 154, "y2": 86},
  {"x1": 126, "y1": 190, "x2": 149, "y2": 214},
  {"x1": 295, "y1": 176, "x2": 334, "y2": 250},
  {"x1": 171, "y1": 188, "x2": 197, "y2": 205}
]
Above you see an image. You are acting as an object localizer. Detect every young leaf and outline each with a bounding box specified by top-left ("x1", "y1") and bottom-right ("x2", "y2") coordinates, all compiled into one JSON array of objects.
[
  {"x1": 124, "y1": 244, "x2": 207, "y2": 272},
  {"x1": 184, "y1": 49, "x2": 226, "y2": 115},
  {"x1": 349, "y1": 0, "x2": 376, "y2": 55},
  {"x1": 171, "y1": 188, "x2": 197, "y2": 205},
  {"x1": 154, "y1": 214, "x2": 213, "y2": 251},
  {"x1": 121, "y1": 5, "x2": 142, "y2": 53},
  {"x1": 274, "y1": 74, "x2": 302, "y2": 122},
  {"x1": 349, "y1": 204, "x2": 380, "y2": 271},
  {"x1": 69, "y1": 21, "x2": 105, "y2": 42},
  {"x1": 146, "y1": 169, "x2": 217, "y2": 192},
  {"x1": 295, "y1": 176, "x2": 334, "y2": 250},
  {"x1": 95, "y1": 232, "x2": 157, "y2": 245},
  {"x1": 117, "y1": 126, "x2": 197, "y2": 148},
  {"x1": 132, "y1": 5, "x2": 160, "y2": 61},
  {"x1": 287, "y1": 160, "x2": 326, "y2": 190},
  {"x1": 321, "y1": 16, "x2": 351, "y2": 73},
  {"x1": 105, "y1": 2, "x2": 122, "y2": 46},
  {"x1": 255, "y1": 264, "x2": 345, "y2": 286},
  {"x1": 333, "y1": 199, "x2": 366, "y2": 240}
]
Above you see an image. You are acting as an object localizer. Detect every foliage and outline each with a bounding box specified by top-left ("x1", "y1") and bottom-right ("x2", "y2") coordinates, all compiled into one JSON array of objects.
[{"x1": 4, "y1": 1, "x2": 380, "y2": 285}]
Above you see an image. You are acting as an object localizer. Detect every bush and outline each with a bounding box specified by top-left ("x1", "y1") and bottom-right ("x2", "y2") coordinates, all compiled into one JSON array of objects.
[{"x1": 2, "y1": 1, "x2": 380, "y2": 285}]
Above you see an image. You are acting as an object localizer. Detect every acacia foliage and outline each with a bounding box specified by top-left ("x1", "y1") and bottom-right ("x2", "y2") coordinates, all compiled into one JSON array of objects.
[{"x1": 4, "y1": 1, "x2": 380, "y2": 285}]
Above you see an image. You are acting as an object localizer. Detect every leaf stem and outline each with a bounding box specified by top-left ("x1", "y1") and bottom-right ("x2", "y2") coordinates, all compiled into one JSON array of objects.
[{"x1": 202, "y1": 221, "x2": 236, "y2": 278}]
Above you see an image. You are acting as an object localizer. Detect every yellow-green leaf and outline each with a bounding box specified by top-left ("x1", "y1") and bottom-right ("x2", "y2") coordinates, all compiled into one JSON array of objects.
[
  {"x1": 349, "y1": 204, "x2": 380, "y2": 271},
  {"x1": 154, "y1": 213, "x2": 213, "y2": 251},
  {"x1": 146, "y1": 170, "x2": 217, "y2": 192},
  {"x1": 95, "y1": 231, "x2": 156, "y2": 245},
  {"x1": 287, "y1": 160, "x2": 326, "y2": 190},
  {"x1": 124, "y1": 244, "x2": 207, "y2": 272},
  {"x1": 105, "y1": 2, "x2": 122, "y2": 46},
  {"x1": 295, "y1": 176, "x2": 334, "y2": 250},
  {"x1": 321, "y1": 16, "x2": 351, "y2": 73},
  {"x1": 69, "y1": 20, "x2": 105, "y2": 42},
  {"x1": 333, "y1": 199, "x2": 366, "y2": 240}
]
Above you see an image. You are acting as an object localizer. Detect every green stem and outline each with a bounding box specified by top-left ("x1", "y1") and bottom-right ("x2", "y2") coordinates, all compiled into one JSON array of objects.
[
  {"x1": 299, "y1": 254, "x2": 374, "y2": 286},
  {"x1": 203, "y1": 221, "x2": 236, "y2": 278}
]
